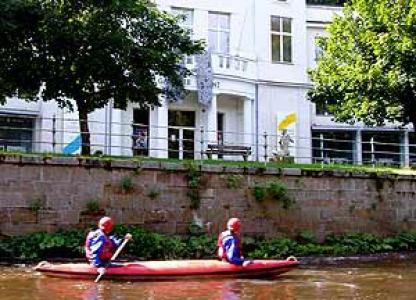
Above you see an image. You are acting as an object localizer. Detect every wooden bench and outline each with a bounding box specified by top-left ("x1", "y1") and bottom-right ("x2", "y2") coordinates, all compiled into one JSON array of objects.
[{"x1": 205, "y1": 144, "x2": 252, "y2": 161}]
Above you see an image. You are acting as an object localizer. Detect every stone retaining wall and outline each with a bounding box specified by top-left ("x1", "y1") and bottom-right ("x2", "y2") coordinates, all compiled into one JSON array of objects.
[{"x1": 1, "y1": 155, "x2": 416, "y2": 240}]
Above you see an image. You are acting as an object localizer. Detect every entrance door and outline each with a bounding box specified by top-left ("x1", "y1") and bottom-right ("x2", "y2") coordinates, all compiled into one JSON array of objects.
[
  {"x1": 132, "y1": 109, "x2": 149, "y2": 156},
  {"x1": 168, "y1": 111, "x2": 196, "y2": 159}
]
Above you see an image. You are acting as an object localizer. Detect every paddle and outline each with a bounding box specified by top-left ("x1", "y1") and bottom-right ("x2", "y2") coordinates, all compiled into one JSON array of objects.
[{"x1": 94, "y1": 238, "x2": 129, "y2": 283}]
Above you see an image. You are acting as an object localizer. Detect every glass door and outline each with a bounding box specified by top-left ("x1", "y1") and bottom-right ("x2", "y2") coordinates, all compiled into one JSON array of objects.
[{"x1": 168, "y1": 111, "x2": 196, "y2": 159}]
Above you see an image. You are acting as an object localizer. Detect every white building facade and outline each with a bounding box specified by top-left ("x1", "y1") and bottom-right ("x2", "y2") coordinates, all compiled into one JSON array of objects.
[{"x1": 0, "y1": 0, "x2": 413, "y2": 166}]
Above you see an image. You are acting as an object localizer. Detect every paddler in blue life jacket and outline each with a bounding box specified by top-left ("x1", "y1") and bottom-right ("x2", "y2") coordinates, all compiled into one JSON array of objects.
[
  {"x1": 84, "y1": 216, "x2": 132, "y2": 269},
  {"x1": 217, "y1": 217, "x2": 253, "y2": 267}
]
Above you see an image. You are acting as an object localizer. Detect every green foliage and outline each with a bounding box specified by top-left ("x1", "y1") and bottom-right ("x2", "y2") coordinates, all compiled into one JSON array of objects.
[
  {"x1": 0, "y1": 228, "x2": 86, "y2": 259},
  {"x1": 0, "y1": 0, "x2": 42, "y2": 106},
  {"x1": 85, "y1": 200, "x2": 100, "y2": 213},
  {"x1": 28, "y1": 198, "x2": 45, "y2": 211},
  {"x1": 252, "y1": 182, "x2": 267, "y2": 202},
  {"x1": 252, "y1": 181, "x2": 293, "y2": 209},
  {"x1": 0, "y1": 0, "x2": 204, "y2": 154},
  {"x1": 187, "y1": 222, "x2": 204, "y2": 237},
  {"x1": 220, "y1": 174, "x2": 243, "y2": 189},
  {"x1": 297, "y1": 230, "x2": 316, "y2": 244},
  {"x1": 2, "y1": 227, "x2": 416, "y2": 261},
  {"x1": 121, "y1": 177, "x2": 133, "y2": 192},
  {"x1": 147, "y1": 185, "x2": 160, "y2": 199},
  {"x1": 349, "y1": 200, "x2": 357, "y2": 214},
  {"x1": 309, "y1": 0, "x2": 416, "y2": 130},
  {"x1": 267, "y1": 181, "x2": 293, "y2": 209},
  {"x1": 185, "y1": 163, "x2": 202, "y2": 209}
]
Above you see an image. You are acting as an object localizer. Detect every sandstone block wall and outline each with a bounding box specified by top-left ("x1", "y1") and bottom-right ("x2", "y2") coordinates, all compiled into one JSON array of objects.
[{"x1": 1, "y1": 155, "x2": 416, "y2": 240}]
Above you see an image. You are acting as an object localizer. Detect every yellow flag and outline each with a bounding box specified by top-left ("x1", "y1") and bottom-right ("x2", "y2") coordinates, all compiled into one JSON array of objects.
[{"x1": 278, "y1": 113, "x2": 297, "y2": 131}]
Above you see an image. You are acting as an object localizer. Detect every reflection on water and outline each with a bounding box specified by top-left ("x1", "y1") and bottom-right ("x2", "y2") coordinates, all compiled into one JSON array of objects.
[
  {"x1": 1, "y1": 261, "x2": 416, "y2": 299},
  {"x1": 33, "y1": 277, "x2": 296, "y2": 300}
]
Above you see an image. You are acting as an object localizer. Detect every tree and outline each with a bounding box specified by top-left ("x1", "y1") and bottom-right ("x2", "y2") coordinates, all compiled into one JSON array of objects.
[
  {"x1": 308, "y1": 0, "x2": 416, "y2": 131},
  {"x1": 0, "y1": 0, "x2": 203, "y2": 155},
  {"x1": 0, "y1": 0, "x2": 43, "y2": 101}
]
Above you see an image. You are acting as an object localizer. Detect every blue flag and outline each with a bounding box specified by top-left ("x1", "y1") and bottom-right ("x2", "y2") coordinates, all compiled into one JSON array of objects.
[{"x1": 63, "y1": 134, "x2": 81, "y2": 155}]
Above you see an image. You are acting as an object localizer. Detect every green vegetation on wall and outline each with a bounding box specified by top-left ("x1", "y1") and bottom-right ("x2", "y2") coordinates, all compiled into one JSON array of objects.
[
  {"x1": 147, "y1": 185, "x2": 160, "y2": 199},
  {"x1": 220, "y1": 174, "x2": 243, "y2": 189},
  {"x1": 120, "y1": 177, "x2": 133, "y2": 192},
  {"x1": 252, "y1": 181, "x2": 293, "y2": 209},
  {"x1": 185, "y1": 163, "x2": 202, "y2": 209},
  {"x1": 85, "y1": 200, "x2": 100, "y2": 213}
]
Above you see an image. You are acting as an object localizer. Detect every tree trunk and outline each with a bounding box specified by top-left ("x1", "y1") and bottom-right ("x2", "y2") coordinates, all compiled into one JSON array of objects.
[
  {"x1": 77, "y1": 102, "x2": 91, "y2": 156},
  {"x1": 404, "y1": 85, "x2": 416, "y2": 133}
]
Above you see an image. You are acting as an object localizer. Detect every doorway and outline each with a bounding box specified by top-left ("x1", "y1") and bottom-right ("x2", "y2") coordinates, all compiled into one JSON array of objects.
[
  {"x1": 168, "y1": 111, "x2": 196, "y2": 159},
  {"x1": 132, "y1": 109, "x2": 149, "y2": 156}
]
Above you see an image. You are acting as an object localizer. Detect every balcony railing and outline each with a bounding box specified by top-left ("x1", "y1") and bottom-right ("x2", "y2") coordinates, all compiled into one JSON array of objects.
[
  {"x1": 306, "y1": 0, "x2": 348, "y2": 6},
  {"x1": 184, "y1": 53, "x2": 256, "y2": 81}
]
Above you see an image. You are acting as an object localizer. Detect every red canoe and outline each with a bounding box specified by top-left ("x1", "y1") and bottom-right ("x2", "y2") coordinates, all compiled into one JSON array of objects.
[{"x1": 34, "y1": 259, "x2": 299, "y2": 281}]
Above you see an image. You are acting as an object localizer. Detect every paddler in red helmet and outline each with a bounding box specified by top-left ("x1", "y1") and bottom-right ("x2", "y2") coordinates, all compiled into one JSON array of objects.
[
  {"x1": 84, "y1": 216, "x2": 132, "y2": 268},
  {"x1": 217, "y1": 217, "x2": 252, "y2": 267}
]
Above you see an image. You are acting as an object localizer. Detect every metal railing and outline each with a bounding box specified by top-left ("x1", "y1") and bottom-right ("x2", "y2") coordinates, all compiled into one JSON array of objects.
[{"x1": 0, "y1": 114, "x2": 415, "y2": 168}]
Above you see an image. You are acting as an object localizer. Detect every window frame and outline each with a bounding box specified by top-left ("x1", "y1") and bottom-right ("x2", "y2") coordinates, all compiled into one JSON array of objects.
[
  {"x1": 171, "y1": 7, "x2": 194, "y2": 36},
  {"x1": 208, "y1": 12, "x2": 231, "y2": 54},
  {"x1": 270, "y1": 16, "x2": 293, "y2": 63}
]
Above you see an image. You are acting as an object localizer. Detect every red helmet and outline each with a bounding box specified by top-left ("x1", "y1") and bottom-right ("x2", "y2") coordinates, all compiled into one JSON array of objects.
[
  {"x1": 99, "y1": 216, "x2": 114, "y2": 233},
  {"x1": 227, "y1": 218, "x2": 241, "y2": 231}
]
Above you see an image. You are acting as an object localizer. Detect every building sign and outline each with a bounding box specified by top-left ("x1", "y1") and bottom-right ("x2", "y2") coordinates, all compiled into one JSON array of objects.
[{"x1": 157, "y1": 77, "x2": 220, "y2": 89}]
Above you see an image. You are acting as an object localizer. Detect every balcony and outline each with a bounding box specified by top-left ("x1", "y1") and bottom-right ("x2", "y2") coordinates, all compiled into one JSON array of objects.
[
  {"x1": 184, "y1": 53, "x2": 256, "y2": 82},
  {"x1": 306, "y1": 0, "x2": 348, "y2": 6}
]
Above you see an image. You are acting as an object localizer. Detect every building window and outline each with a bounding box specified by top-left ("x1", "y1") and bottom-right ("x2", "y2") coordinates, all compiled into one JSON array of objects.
[
  {"x1": 208, "y1": 12, "x2": 230, "y2": 53},
  {"x1": 0, "y1": 115, "x2": 34, "y2": 152},
  {"x1": 171, "y1": 7, "x2": 194, "y2": 36},
  {"x1": 362, "y1": 131, "x2": 402, "y2": 166},
  {"x1": 314, "y1": 42, "x2": 322, "y2": 63},
  {"x1": 271, "y1": 16, "x2": 292, "y2": 63},
  {"x1": 312, "y1": 130, "x2": 355, "y2": 164},
  {"x1": 314, "y1": 35, "x2": 327, "y2": 63}
]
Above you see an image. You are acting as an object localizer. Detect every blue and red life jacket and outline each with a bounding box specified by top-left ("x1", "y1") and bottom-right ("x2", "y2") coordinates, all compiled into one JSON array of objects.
[
  {"x1": 217, "y1": 230, "x2": 241, "y2": 260},
  {"x1": 84, "y1": 229, "x2": 114, "y2": 262}
]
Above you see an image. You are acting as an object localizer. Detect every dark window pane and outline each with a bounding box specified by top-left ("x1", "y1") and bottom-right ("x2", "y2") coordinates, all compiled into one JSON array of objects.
[
  {"x1": 362, "y1": 131, "x2": 402, "y2": 165},
  {"x1": 271, "y1": 35, "x2": 280, "y2": 62},
  {"x1": 271, "y1": 16, "x2": 280, "y2": 32},
  {"x1": 312, "y1": 130, "x2": 355, "y2": 163},
  {"x1": 283, "y1": 18, "x2": 291, "y2": 33},
  {"x1": 283, "y1": 36, "x2": 292, "y2": 62}
]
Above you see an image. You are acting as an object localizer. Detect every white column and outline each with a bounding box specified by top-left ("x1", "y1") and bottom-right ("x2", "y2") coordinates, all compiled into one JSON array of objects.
[
  {"x1": 403, "y1": 131, "x2": 410, "y2": 167},
  {"x1": 355, "y1": 130, "x2": 362, "y2": 165},
  {"x1": 244, "y1": 97, "x2": 254, "y2": 149},
  {"x1": 150, "y1": 98, "x2": 168, "y2": 158},
  {"x1": 196, "y1": 94, "x2": 217, "y2": 160},
  {"x1": 205, "y1": 94, "x2": 217, "y2": 146}
]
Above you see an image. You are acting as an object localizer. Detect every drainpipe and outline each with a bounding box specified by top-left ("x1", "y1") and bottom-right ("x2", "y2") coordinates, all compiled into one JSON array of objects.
[
  {"x1": 104, "y1": 103, "x2": 108, "y2": 155},
  {"x1": 255, "y1": 83, "x2": 259, "y2": 161},
  {"x1": 253, "y1": 0, "x2": 259, "y2": 161}
]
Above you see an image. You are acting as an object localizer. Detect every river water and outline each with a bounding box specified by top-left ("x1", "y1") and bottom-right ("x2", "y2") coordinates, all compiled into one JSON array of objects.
[{"x1": 2, "y1": 261, "x2": 416, "y2": 300}]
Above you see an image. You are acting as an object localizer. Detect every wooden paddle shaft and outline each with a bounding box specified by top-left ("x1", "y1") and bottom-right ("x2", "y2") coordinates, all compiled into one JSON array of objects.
[{"x1": 94, "y1": 238, "x2": 129, "y2": 283}]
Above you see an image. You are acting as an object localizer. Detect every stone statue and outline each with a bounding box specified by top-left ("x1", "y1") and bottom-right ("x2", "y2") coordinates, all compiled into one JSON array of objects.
[
  {"x1": 271, "y1": 129, "x2": 294, "y2": 162},
  {"x1": 279, "y1": 129, "x2": 294, "y2": 156}
]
